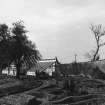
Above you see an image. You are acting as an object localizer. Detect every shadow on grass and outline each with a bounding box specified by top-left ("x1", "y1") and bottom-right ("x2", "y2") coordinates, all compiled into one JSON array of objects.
[{"x1": 27, "y1": 98, "x2": 41, "y2": 105}]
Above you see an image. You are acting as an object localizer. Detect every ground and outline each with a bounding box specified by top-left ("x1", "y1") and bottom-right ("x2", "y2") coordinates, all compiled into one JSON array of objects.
[{"x1": 0, "y1": 76, "x2": 105, "y2": 105}]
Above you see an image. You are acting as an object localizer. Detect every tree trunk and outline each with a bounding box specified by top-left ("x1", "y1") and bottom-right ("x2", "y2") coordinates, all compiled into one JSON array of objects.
[
  {"x1": 92, "y1": 46, "x2": 99, "y2": 61},
  {"x1": 0, "y1": 65, "x2": 4, "y2": 75},
  {"x1": 16, "y1": 60, "x2": 21, "y2": 79},
  {"x1": 0, "y1": 66, "x2": 2, "y2": 75}
]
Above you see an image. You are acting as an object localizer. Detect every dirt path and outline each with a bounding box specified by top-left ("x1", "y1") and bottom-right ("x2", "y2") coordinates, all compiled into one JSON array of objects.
[{"x1": 24, "y1": 80, "x2": 49, "y2": 94}]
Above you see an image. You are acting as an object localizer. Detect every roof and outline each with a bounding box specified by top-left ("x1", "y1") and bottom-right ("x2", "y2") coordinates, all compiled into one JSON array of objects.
[{"x1": 28, "y1": 58, "x2": 57, "y2": 72}]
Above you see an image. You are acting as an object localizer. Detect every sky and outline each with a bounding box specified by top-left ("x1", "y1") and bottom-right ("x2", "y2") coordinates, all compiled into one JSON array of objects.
[{"x1": 0, "y1": 0, "x2": 105, "y2": 63}]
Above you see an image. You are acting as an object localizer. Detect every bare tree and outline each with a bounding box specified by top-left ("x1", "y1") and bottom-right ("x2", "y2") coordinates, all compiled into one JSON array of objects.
[{"x1": 86, "y1": 24, "x2": 105, "y2": 61}]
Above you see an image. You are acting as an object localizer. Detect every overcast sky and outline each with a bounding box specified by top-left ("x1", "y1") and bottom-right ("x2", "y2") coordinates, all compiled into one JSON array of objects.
[{"x1": 0, "y1": 0, "x2": 105, "y2": 63}]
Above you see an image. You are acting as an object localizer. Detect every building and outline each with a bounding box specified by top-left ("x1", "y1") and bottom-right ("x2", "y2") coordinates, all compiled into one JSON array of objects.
[
  {"x1": 2, "y1": 62, "x2": 17, "y2": 76},
  {"x1": 27, "y1": 57, "x2": 59, "y2": 76},
  {"x1": 2, "y1": 57, "x2": 60, "y2": 77}
]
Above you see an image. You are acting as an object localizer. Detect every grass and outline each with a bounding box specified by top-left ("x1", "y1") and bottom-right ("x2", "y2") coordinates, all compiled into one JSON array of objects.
[
  {"x1": 37, "y1": 77, "x2": 105, "y2": 104},
  {"x1": 0, "y1": 93, "x2": 35, "y2": 105},
  {"x1": 49, "y1": 89, "x2": 64, "y2": 95},
  {"x1": 27, "y1": 97, "x2": 41, "y2": 105},
  {"x1": 0, "y1": 78, "x2": 43, "y2": 105},
  {"x1": 28, "y1": 92, "x2": 45, "y2": 98},
  {"x1": 0, "y1": 76, "x2": 105, "y2": 105},
  {"x1": 0, "y1": 78, "x2": 42, "y2": 98},
  {"x1": 52, "y1": 94, "x2": 105, "y2": 104},
  {"x1": 0, "y1": 79, "x2": 16, "y2": 85},
  {"x1": 41, "y1": 84, "x2": 57, "y2": 90}
]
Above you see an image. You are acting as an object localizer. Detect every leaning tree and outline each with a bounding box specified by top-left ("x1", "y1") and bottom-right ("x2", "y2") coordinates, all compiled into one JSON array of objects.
[
  {"x1": 86, "y1": 24, "x2": 105, "y2": 61},
  {"x1": 0, "y1": 21, "x2": 42, "y2": 78}
]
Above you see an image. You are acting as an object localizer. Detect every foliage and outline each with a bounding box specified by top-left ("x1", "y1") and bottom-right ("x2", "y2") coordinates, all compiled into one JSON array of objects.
[{"x1": 0, "y1": 21, "x2": 42, "y2": 78}]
